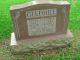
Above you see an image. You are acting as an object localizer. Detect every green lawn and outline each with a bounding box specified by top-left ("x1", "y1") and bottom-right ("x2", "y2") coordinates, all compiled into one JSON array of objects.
[{"x1": 0, "y1": 0, "x2": 80, "y2": 60}]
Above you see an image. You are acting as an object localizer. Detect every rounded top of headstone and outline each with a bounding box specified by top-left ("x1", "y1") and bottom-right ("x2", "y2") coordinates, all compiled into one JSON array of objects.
[{"x1": 33, "y1": 0, "x2": 50, "y2": 3}]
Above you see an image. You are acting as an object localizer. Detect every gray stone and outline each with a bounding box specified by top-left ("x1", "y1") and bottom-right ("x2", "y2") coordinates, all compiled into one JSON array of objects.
[{"x1": 10, "y1": 0, "x2": 73, "y2": 54}]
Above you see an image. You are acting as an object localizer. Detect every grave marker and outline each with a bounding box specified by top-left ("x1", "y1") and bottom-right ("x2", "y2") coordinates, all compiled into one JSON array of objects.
[{"x1": 10, "y1": 0, "x2": 73, "y2": 54}]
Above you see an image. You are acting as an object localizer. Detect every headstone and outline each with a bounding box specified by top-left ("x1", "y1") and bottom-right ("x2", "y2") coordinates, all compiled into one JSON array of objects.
[{"x1": 10, "y1": 0, "x2": 73, "y2": 54}]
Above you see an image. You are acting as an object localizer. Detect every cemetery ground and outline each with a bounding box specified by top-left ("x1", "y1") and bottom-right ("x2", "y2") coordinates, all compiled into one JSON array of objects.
[{"x1": 0, "y1": 0, "x2": 80, "y2": 60}]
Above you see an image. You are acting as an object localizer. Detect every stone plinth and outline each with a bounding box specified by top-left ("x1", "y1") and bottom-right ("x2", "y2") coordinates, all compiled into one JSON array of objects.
[{"x1": 10, "y1": 30, "x2": 73, "y2": 54}]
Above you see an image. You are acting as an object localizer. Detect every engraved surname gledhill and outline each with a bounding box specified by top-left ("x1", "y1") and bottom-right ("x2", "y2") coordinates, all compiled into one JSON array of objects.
[{"x1": 26, "y1": 9, "x2": 57, "y2": 18}]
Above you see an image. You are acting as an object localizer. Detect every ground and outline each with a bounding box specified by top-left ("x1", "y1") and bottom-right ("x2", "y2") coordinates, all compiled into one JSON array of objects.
[{"x1": 0, "y1": 0, "x2": 80, "y2": 60}]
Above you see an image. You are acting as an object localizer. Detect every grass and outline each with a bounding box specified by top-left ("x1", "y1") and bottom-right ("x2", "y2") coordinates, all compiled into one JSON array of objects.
[{"x1": 0, "y1": 0, "x2": 80, "y2": 60}]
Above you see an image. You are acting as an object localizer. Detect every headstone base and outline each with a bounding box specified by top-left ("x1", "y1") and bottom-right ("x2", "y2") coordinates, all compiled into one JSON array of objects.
[{"x1": 10, "y1": 30, "x2": 73, "y2": 54}]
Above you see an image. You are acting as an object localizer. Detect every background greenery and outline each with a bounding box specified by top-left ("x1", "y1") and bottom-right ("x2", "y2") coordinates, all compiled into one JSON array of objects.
[{"x1": 0, "y1": 0, "x2": 80, "y2": 60}]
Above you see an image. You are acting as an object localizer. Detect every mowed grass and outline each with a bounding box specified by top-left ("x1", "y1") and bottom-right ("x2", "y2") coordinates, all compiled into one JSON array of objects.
[{"x1": 0, "y1": 0, "x2": 80, "y2": 60}]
